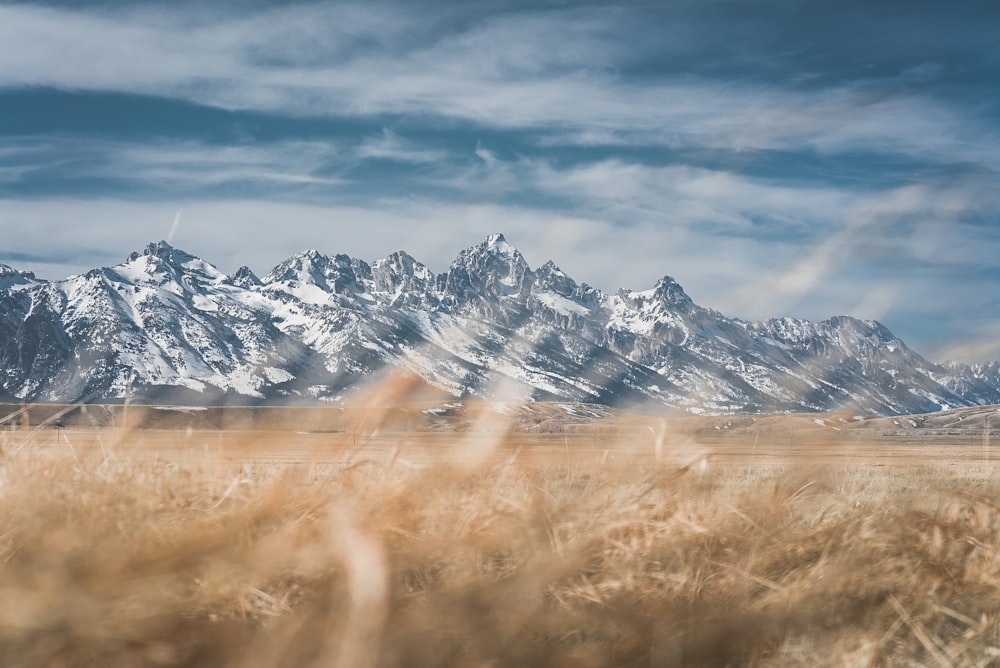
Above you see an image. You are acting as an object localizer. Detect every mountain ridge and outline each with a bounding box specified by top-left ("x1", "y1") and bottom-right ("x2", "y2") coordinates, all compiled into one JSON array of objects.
[{"x1": 1, "y1": 234, "x2": 997, "y2": 415}]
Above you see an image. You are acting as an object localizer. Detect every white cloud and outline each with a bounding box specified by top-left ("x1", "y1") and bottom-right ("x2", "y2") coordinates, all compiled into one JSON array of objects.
[
  {"x1": 355, "y1": 128, "x2": 448, "y2": 164},
  {"x1": 520, "y1": 160, "x2": 854, "y2": 233},
  {"x1": 935, "y1": 323, "x2": 1000, "y2": 365},
  {"x1": 474, "y1": 142, "x2": 499, "y2": 166},
  {"x1": 0, "y1": 3, "x2": 996, "y2": 169},
  {"x1": 718, "y1": 181, "x2": 1000, "y2": 317},
  {"x1": 2, "y1": 136, "x2": 345, "y2": 188}
]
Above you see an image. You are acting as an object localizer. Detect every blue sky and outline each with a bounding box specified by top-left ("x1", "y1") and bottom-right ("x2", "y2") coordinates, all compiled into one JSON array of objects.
[{"x1": 1, "y1": 0, "x2": 999, "y2": 362}]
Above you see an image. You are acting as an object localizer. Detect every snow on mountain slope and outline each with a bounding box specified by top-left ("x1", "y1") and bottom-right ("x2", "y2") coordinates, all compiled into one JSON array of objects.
[
  {"x1": 1, "y1": 235, "x2": 998, "y2": 414},
  {"x1": 934, "y1": 360, "x2": 1000, "y2": 407},
  {"x1": 0, "y1": 264, "x2": 42, "y2": 292}
]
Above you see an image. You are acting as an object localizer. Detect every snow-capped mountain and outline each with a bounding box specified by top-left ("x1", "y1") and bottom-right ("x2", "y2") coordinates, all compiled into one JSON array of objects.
[
  {"x1": 0, "y1": 264, "x2": 41, "y2": 292},
  {"x1": 2, "y1": 234, "x2": 998, "y2": 414}
]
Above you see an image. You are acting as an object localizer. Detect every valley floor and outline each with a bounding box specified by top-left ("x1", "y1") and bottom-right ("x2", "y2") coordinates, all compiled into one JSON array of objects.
[{"x1": 1, "y1": 403, "x2": 1000, "y2": 666}]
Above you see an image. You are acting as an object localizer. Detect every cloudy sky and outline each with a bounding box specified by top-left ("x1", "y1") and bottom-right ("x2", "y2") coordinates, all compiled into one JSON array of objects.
[{"x1": 1, "y1": 0, "x2": 998, "y2": 362}]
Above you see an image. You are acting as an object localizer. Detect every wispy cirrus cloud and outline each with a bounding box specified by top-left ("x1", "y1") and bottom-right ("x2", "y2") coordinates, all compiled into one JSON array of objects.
[
  {"x1": 355, "y1": 128, "x2": 449, "y2": 164},
  {"x1": 0, "y1": 136, "x2": 346, "y2": 195},
  {"x1": 1, "y1": 3, "x2": 996, "y2": 169}
]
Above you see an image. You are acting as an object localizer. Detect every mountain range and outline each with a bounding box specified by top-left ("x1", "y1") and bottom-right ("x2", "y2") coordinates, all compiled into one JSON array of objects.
[{"x1": 1, "y1": 233, "x2": 998, "y2": 415}]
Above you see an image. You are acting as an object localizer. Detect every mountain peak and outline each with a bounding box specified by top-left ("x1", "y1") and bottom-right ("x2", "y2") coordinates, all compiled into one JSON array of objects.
[
  {"x1": 263, "y1": 250, "x2": 329, "y2": 285},
  {"x1": 119, "y1": 241, "x2": 224, "y2": 285},
  {"x1": 440, "y1": 233, "x2": 534, "y2": 303},
  {"x1": 535, "y1": 260, "x2": 580, "y2": 295},
  {"x1": 228, "y1": 265, "x2": 262, "y2": 288},
  {"x1": 485, "y1": 232, "x2": 510, "y2": 251},
  {"x1": 652, "y1": 275, "x2": 694, "y2": 306},
  {"x1": 452, "y1": 234, "x2": 525, "y2": 264},
  {"x1": 373, "y1": 250, "x2": 431, "y2": 279},
  {"x1": 126, "y1": 240, "x2": 195, "y2": 264},
  {"x1": 0, "y1": 263, "x2": 40, "y2": 290},
  {"x1": 617, "y1": 275, "x2": 695, "y2": 311},
  {"x1": 144, "y1": 240, "x2": 174, "y2": 257},
  {"x1": 822, "y1": 315, "x2": 900, "y2": 347},
  {"x1": 0, "y1": 263, "x2": 35, "y2": 280}
]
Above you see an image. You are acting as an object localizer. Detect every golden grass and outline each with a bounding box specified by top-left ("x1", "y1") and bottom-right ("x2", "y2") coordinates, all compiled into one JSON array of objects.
[{"x1": 2, "y1": 419, "x2": 1000, "y2": 667}]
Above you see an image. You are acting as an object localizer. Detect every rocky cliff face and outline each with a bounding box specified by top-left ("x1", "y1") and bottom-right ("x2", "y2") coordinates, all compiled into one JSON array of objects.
[{"x1": 1, "y1": 235, "x2": 998, "y2": 414}]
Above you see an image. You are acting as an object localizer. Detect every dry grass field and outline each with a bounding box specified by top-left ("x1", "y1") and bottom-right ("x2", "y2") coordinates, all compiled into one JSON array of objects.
[{"x1": 2, "y1": 395, "x2": 1000, "y2": 666}]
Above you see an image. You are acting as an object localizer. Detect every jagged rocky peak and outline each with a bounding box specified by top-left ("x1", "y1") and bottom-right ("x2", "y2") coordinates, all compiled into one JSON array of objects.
[
  {"x1": 322, "y1": 254, "x2": 374, "y2": 295},
  {"x1": 934, "y1": 360, "x2": 1000, "y2": 407},
  {"x1": 264, "y1": 249, "x2": 375, "y2": 297},
  {"x1": 300, "y1": 253, "x2": 372, "y2": 294},
  {"x1": 967, "y1": 360, "x2": 1000, "y2": 377},
  {"x1": 963, "y1": 361, "x2": 1000, "y2": 390},
  {"x1": 263, "y1": 249, "x2": 330, "y2": 285},
  {"x1": 534, "y1": 261, "x2": 577, "y2": 295},
  {"x1": 532, "y1": 261, "x2": 604, "y2": 313},
  {"x1": 473, "y1": 233, "x2": 526, "y2": 262},
  {"x1": 440, "y1": 233, "x2": 534, "y2": 300},
  {"x1": 372, "y1": 251, "x2": 433, "y2": 291},
  {"x1": 127, "y1": 240, "x2": 196, "y2": 265},
  {"x1": 652, "y1": 276, "x2": 695, "y2": 307},
  {"x1": 485, "y1": 232, "x2": 514, "y2": 253},
  {"x1": 228, "y1": 265, "x2": 262, "y2": 288},
  {"x1": 822, "y1": 316, "x2": 901, "y2": 350},
  {"x1": 0, "y1": 263, "x2": 34, "y2": 279},
  {"x1": 0, "y1": 263, "x2": 40, "y2": 290},
  {"x1": 121, "y1": 240, "x2": 224, "y2": 283},
  {"x1": 373, "y1": 250, "x2": 431, "y2": 278},
  {"x1": 618, "y1": 275, "x2": 695, "y2": 311},
  {"x1": 266, "y1": 250, "x2": 341, "y2": 288}
]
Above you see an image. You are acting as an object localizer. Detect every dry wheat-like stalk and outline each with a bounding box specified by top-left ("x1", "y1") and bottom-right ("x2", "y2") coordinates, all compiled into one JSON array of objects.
[{"x1": 1, "y1": 397, "x2": 1000, "y2": 667}]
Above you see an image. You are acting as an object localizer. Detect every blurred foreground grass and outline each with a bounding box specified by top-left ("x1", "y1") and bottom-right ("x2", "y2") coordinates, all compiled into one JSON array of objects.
[{"x1": 2, "y1": 427, "x2": 1000, "y2": 667}]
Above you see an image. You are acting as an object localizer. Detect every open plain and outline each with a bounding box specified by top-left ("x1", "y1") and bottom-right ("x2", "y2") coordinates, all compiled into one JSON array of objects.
[
  {"x1": 3, "y1": 400, "x2": 998, "y2": 468},
  {"x1": 2, "y1": 400, "x2": 1000, "y2": 667}
]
